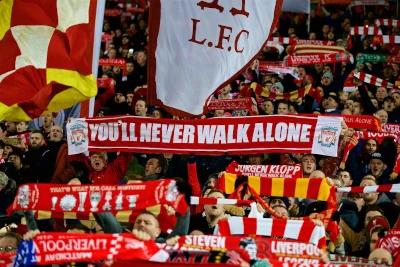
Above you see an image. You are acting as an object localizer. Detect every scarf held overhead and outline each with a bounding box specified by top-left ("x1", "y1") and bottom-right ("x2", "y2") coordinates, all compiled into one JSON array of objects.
[
  {"x1": 226, "y1": 161, "x2": 302, "y2": 178},
  {"x1": 13, "y1": 233, "x2": 169, "y2": 267},
  {"x1": 7, "y1": 180, "x2": 188, "y2": 217},
  {"x1": 66, "y1": 115, "x2": 343, "y2": 157}
]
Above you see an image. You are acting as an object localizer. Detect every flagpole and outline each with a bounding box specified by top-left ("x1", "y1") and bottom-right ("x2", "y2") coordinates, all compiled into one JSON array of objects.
[{"x1": 90, "y1": 0, "x2": 107, "y2": 118}]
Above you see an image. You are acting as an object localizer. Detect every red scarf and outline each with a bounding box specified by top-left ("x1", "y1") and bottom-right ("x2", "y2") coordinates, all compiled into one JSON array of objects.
[
  {"x1": 284, "y1": 53, "x2": 349, "y2": 66},
  {"x1": 7, "y1": 180, "x2": 188, "y2": 217}
]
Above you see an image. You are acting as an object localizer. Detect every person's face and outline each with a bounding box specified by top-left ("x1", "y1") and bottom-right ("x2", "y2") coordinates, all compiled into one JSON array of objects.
[
  {"x1": 376, "y1": 109, "x2": 388, "y2": 123},
  {"x1": 322, "y1": 25, "x2": 329, "y2": 34},
  {"x1": 339, "y1": 171, "x2": 352, "y2": 186},
  {"x1": 277, "y1": 103, "x2": 288, "y2": 115},
  {"x1": 288, "y1": 105, "x2": 297, "y2": 114},
  {"x1": 333, "y1": 179, "x2": 343, "y2": 202},
  {"x1": 103, "y1": 22, "x2": 110, "y2": 32},
  {"x1": 50, "y1": 126, "x2": 63, "y2": 142},
  {"x1": 393, "y1": 93, "x2": 400, "y2": 108},
  {"x1": 352, "y1": 102, "x2": 362, "y2": 115},
  {"x1": 272, "y1": 206, "x2": 288, "y2": 218},
  {"x1": 371, "y1": 99, "x2": 379, "y2": 109},
  {"x1": 324, "y1": 97, "x2": 338, "y2": 109},
  {"x1": 3, "y1": 145, "x2": 12, "y2": 159},
  {"x1": 126, "y1": 93, "x2": 133, "y2": 106},
  {"x1": 261, "y1": 101, "x2": 274, "y2": 114},
  {"x1": 8, "y1": 155, "x2": 22, "y2": 170},
  {"x1": 309, "y1": 32, "x2": 316, "y2": 40},
  {"x1": 383, "y1": 99, "x2": 394, "y2": 112},
  {"x1": 298, "y1": 68, "x2": 306, "y2": 78},
  {"x1": 301, "y1": 156, "x2": 316, "y2": 175},
  {"x1": 0, "y1": 237, "x2": 18, "y2": 254},
  {"x1": 137, "y1": 52, "x2": 147, "y2": 66},
  {"x1": 361, "y1": 179, "x2": 378, "y2": 203},
  {"x1": 221, "y1": 84, "x2": 231, "y2": 95},
  {"x1": 42, "y1": 114, "x2": 54, "y2": 127},
  {"x1": 244, "y1": 243, "x2": 257, "y2": 260},
  {"x1": 207, "y1": 178, "x2": 216, "y2": 187},
  {"x1": 383, "y1": 67, "x2": 393, "y2": 78},
  {"x1": 5, "y1": 122, "x2": 16, "y2": 132},
  {"x1": 152, "y1": 110, "x2": 162, "y2": 118},
  {"x1": 365, "y1": 211, "x2": 383, "y2": 228},
  {"x1": 303, "y1": 76, "x2": 312, "y2": 85},
  {"x1": 113, "y1": 66, "x2": 121, "y2": 75},
  {"x1": 135, "y1": 100, "x2": 148, "y2": 116},
  {"x1": 323, "y1": 66, "x2": 331, "y2": 73},
  {"x1": 340, "y1": 92, "x2": 349, "y2": 102},
  {"x1": 370, "y1": 232, "x2": 379, "y2": 252},
  {"x1": 249, "y1": 155, "x2": 263, "y2": 165},
  {"x1": 327, "y1": 31, "x2": 335, "y2": 40},
  {"x1": 369, "y1": 248, "x2": 393, "y2": 264},
  {"x1": 145, "y1": 158, "x2": 160, "y2": 176},
  {"x1": 0, "y1": 128, "x2": 6, "y2": 139},
  {"x1": 30, "y1": 133, "x2": 44, "y2": 149},
  {"x1": 127, "y1": 63, "x2": 134, "y2": 74},
  {"x1": 122, "y1": 36, "x2": 129, "y2": 45},
  {"x1": 270, "y1": 199, "x2": 285, "y2": 209},
  {"x1": 114, "y1": 93, "x2": 125, "y2": 103},
  {"x1": 90, "y1": 153, "x2": 107, "y2": 171},
  {"x1": 393, "y1": 64, "x2": 399, "y2": 73},
  {"x1": 108, "y1": 49, "x2": 116, "y2": 59},
  {"x1": 214, "y1": 110, "x2": 225, "y2": 117},
  {"x1": 102, "y1": 65, "x2": 111, "y2": 73},
  {"x1": 365, "y1": 139, "x2": 378, "y2": 154},
  {"x1": 16, "y1": 122, "x2": 28, "y2": 133},
  {"x1": 204, "y1": 192, "x2": 225, "y2": 218},
  {"x1": 369, "y1": 159, "x2": 386, "y2": 177},
  {"x1": 322, "y1": 76, "x2": 332, "y2": 86},
  {"x1": 376, "y1": 87, "x2": 387, "y2": 100},
  {"x1": 134, "y1": 213, "x2": 161, "y2": 240}
]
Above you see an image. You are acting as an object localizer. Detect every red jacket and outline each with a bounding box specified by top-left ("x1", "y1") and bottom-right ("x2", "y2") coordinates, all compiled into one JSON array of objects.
[
  {"x1": 70, "y1": 152, "x2": 132, "y2": 184},
  {"x1": 187, "y1": 162, "x2": 203, "y2": 214}
]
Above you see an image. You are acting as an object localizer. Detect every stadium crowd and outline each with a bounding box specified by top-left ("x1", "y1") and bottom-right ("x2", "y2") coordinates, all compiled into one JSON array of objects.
[{"x1": 1, "y1": 0, "x2": 400, "y2": 266}]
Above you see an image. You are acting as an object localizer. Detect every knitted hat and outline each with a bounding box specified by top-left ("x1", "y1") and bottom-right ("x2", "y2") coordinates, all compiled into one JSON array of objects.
[
  {"x1": 0, "y1": 172, "x2": 9, "y2": 188},
  {"x1": 272, "y1": 82, "x2": 284, "y2": 92},
  {"x1": 367, "y1": 216, "x2": 390, "y2": 235},
  {"x1": 322, "y1": 72, "x2": 334, "y2": 81}
]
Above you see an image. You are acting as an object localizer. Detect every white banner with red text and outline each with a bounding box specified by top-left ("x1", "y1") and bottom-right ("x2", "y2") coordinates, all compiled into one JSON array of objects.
[
  {"x1": 147, "y1": 0, "x2": 283, "y2": 117},
  {"x1": 66, "y1": 115, "x2": 343, "y2": 157}
]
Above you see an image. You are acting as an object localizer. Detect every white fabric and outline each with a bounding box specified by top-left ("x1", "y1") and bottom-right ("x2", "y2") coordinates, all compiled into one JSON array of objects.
[
  {"x1": 281, "y1": 0, "x2": 310, "y2": 14},
  {"x1": 311, "y1": 116, "x2": 343, "y2": 157},
  {"x1": 66, "y1": 118, "x2": 89, "y2": 155},
  {"x1": 56, "y1": 0, "x2": 91, "y2": 32},
  {"x1": 248, "y1": 202, "x2": 264, "y2": 219},
  {"x1": 155, "y1": 0, "x2": 280, "y2": 115}
]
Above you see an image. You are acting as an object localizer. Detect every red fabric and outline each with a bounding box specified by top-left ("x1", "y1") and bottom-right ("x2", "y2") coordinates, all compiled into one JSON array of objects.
[
  {"x1": 285, "y1": 52, "x2": 350, "y2": 66},
  {"x1": 94, "y1": 84, "x2": 116, "y2": 115},
  {"x1": 91, "y1": 152, "x2": 132, "y2": 184},
  {"x1": 187, "y1": 162, "x2": 203, "y2": 214},
  {"x1": 158, "y1": 204, "x2": 177, "y2": 234}
]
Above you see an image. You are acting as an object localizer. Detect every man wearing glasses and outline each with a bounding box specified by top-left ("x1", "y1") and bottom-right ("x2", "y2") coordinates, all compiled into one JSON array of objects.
[{"x1": 0, "y1": 232, "x2": 21, "y2": 254}]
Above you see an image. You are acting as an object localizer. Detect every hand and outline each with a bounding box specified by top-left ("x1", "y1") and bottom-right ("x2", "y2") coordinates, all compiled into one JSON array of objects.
[
  {"x1": 340, "y1": 121, "x2": 349, "y2": 136},
  {"x1": 319, "y1": 251, "x2": 330, "y2": 264},
  {"x1": 68, "y1": 178, "x2": 81, "y2": 185},
  {"x1": 326, "y1": 177, "x2": 333, "y2": 186},
  {"x1": 23, "y1": 229, "x2": 41, "y2": 241},
  {"x1": 163, "y1": 204, "x2": 176, "y2": 216},
  {"x1": 312, "y1": 219, "x2": 324, "y2": 227},
  {"x1": 132, "y1": 229, "x2": 151, "y2": 241},
  {"x1": 218, "y1": 171, "x2": 226, "y2": 179},
  {"x1": 166, "y1": 236, "x2": 180, "y2": 246},
  {"x1": 219, "y1": 214, "x2": 230, "y2": 221},
  {"x1": 289, "y1": 204, "x2": 299, "y2": 216},
  {"x1": 353, "y1": 198, "x2": 365, "y2": 212},
  {"x1": 256, "y1": 203, "x2": 265, "y2": 214}
]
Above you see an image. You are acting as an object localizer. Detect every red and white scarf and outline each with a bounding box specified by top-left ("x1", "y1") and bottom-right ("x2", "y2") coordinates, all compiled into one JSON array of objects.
[
  {"x1": 190, "y1": 196, "x2": 254, "y2": 206},
  {"x1": 291, "y1": 44, "x2": 346, "y2": 55},
  {"x1": 225, "y1": 161, "x2": 302, "y2": 178},
  {"x1": 97, "y1": 78, "x2": 116, "y2": 89},
  {"x1": 354, "y1": 72, "x2": 400, "y2": 90},
  {"x1": 7, "y1": 180, "x2": 188, "y2": 217},
  {"x1": 337, "y1": 184, "x2": 400, "y2": 194},
  {"x1": 218, "y1": 217, "x2": 326, "y2": 248},
  {"x1": 375, "y1": 19, "x2": 400, "y2": 27},
  {"x1": 98, "y1": 58, "x2": 127, "y2": 80},
  {"x1": 372, "y1": 35, "x2": 400, "y2": 46},
  {"x1": 350, "y1": 26, "x2": 382, "y2": 36},
  {"x1": 207, "y1": 98, "x2": 257, "y2": 115}
]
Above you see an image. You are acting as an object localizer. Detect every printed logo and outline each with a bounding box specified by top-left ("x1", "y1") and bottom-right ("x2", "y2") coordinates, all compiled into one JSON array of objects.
[
  {"x1": 318, "y1": 126, "x2": 338, "y2": 148},
  {"x1": 70, "y1": 123, "x2": 87, "y2": 146}
]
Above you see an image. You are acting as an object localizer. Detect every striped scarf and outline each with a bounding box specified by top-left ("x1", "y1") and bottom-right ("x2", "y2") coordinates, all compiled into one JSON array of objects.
[
  {"x1": 375, "y1": 19, "x2": 400, "y2": 27},
  {"x1": 218, "y1": 217, "x2": 326, "y2": 248},
  {"x1": 190, "y1": 196, "x2": 254, "y2": 206},
  {"x1": 249, "y1": 83, "x2": 317, "y2": 102},
  {"x1": 354, "y1": 72, "x2": 400, "y2": 90},
  {"x1": 291, "y1": 44, "x2": 345, "y2": 55},
  {"x1": 372, "y1": 35, "x2": 400, "y2": 46},
  {"x1": 337, "y1": 184, "x2": 400, "y2": 194},
  {"x1": 216, "y1": 174, "x2": 336, "y2": 205},
  {"x1": 350, "y1": 26, "x2": 382, "y2": 36}
]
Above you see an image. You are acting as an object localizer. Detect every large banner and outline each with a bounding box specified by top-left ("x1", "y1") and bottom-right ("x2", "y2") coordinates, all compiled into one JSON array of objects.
[
  {"x1": 66, "y1": 115, "x2": 343, "y2": 156},
  {"x1": 147, "y1": 0, "x2": 283, "y2": 117}
]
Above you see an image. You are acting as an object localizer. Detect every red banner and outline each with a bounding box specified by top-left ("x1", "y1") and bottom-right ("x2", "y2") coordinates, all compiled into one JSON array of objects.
[
  {"x1": 99, "y1": 58, "x2": 127, "y2": 79},
  {"x1": 284, "y1": 53, "x2": 350, "y2": 66},
  {"x1": 207, "y1": 98, "x2": 257, "y2": 115},
  {"x1": 331, "y1": 114, "x2": 381, "y2": 131},
  {"x1": 104, "y1": 9, "x2": 122, "y2": 16},
  {"x1": 66, "y1": 115, "x2": 343, "y2": 157},
  {"x1": 226, "y1": 161, "x2": 302, "y2": 178},
  {"x1": 7, "y1": 180, "x2": 187, "y2": 216},
  {"x1": 290, "y1": 39, "x2": 336, "y2": 46},
  {"x1": 97, "y1": 78, "x2": 115, "y2": 89}
]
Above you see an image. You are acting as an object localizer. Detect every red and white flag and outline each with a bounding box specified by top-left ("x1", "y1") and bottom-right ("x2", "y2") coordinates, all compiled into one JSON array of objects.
[
  {"x1": 375, "y1": 19, "x2": 400, "y2": 28},
  {"x1": 147, "y1": 0, "x2": 283, "y2": 117}
]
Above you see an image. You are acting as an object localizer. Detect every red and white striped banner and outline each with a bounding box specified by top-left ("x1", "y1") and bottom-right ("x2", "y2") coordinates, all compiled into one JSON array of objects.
[
  {"x1": 190, "y1": 196, "x2": 254, "y2": 206},
  {"x1": 258, "y1": 64, "x2": 298, "y2": 77},
  {"x1": 349, "y1": 0, "x2": 388, "y2": 7},
  {"x1": 218, "y1": 217, "x2": 326, "y2": 248},
  {"x1": 337, "y1": 184, "x2": 400, "y2": 193},
  {"x1": 292, "y1": 44, "x2": 346, "y2": 55},
  {"x1": 375, "y1": 19, "x2": 400, "y2": 28},
  {"x1": 268, "y1": 37, "x2": 292, "y2": 44},
  {"x1": 354, "y1": 72, "x2": 400, "y2": 90},
  {"x1": 350, "y1": 26, "x2": 382, "y2": 36}
]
